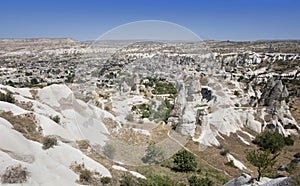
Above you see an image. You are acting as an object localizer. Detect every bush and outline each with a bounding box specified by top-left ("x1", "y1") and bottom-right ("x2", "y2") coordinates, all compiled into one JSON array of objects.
[
  {"x1": 101, "y1": 176, "x2": 111, "y2": 184},
  {"x1": 253, "y1": 131, "x2": 294, "y2": 153},
  {"x1": 42, "y1": 136, "x2": 58, "y2": 149},
  {"x1": 50, "y1": 115, "x2": 60, "y2": 124},
  {"x1": 0, "y1": 92, "x2": 14, "y2": 103},
  {"x1": 220, "y1": 148, "x2": 229, "y2": 156},
  {"x1": 1, "y1": 164, "x2": 29, "y2": 184},
  {"x1": 120, "y1": 174, "x2": 139, "y2": 186},
  {"x1": 30, "y1": 78, "x2": 38, "y2": 85},
  {"x1": 233, "y1": 90, "x2": 240, "y2": 97},
  {"x1": 79, "y1": 169, "x2": 92, "y2": 183},
  {"x1": 188, "y1": 176, "x2": 213, "y2": 186},
  {"x1": 284, "y1": 136, "x2": 294, "y2": 146},
  {"x1": 173, "y1": 150, "x2": 198, "y2": 172}
]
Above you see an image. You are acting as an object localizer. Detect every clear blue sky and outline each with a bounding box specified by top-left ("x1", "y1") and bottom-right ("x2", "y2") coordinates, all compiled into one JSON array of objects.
[{"x1": 1, "y1": 0, "x2": 299, "y2": 41}]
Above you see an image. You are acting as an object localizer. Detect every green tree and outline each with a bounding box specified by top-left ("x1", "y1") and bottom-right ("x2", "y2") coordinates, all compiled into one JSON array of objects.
[
  {"x1": 173, "y1": 150, "x2": 198, "y2": 172},
  {"x1": 253, "y1": 131, "x2": 293, "y2": 153},
  {"x1": 142, "y1": 143, "x2": 164, "y2": 164},
  {"x1": 246, "y1": 150, "x2": 279, "y2": 181}
]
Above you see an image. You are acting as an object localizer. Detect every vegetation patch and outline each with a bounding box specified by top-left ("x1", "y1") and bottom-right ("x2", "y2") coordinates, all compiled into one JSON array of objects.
[
  {"x1": 246, "y1": 149, "x2": 279, "y2": 181},
  {"x1": 50, "y1": 115, "x2": 60, "y2": 124},
  {"x1": 0, "y1": 91, "x2": 15, "y2": 103},
  {"x1": 172, "y1": 150, "x2": 198, "y2": 172},
  {"x1": 253, "y1": 131, "x2": 294, "y2": 154},
  {"x1": 42, "y1": 136, "x2": 58, "y2": 150},
  {"x1": 188, "y1": 175, "x2": 213, "y2": 186},
  {"x1": 71, "y1": 162, "x2": 104, "y2": 185},
  {"x1": 142, "y1": 143, "x2": 165, "y2": 164},
  {"x1": 1, "y1": 164, "x2": 29, "y2": 184},
  {"x1": 0, "y1": 112, "x2": 43, "y2": 142}
]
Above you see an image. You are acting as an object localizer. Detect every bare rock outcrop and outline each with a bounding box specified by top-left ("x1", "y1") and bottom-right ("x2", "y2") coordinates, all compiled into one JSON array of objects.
[
  {"x1": 259, "y1": 78, "x2": 289, "y2": 107},
  {"x1": 168, "y1": 77, "x2": 202, "y2": 135}
]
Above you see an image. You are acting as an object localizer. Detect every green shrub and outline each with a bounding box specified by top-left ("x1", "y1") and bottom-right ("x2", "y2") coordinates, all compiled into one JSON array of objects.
[
  {"x1": 152, "y1": 82, "x2": 177, "y2": 95},
  {"x1": 284, "y1": 136, "x2": 294, "y2": 146},
  {"x1": 120, "y1": 174, "x2": 139, "y2": 186},
  {"x1": 79, "y1": 169, "x2": 92, "y2": 183},
  {"x1": 101, "y1": 176, "x2": 111, "y2": 184},
  {"x1": 42, "y1": 136, "x2": 58, "y2": 149},
  {"x1": 131, "y1": 105, "x2": 137, "y2": 111},
  {"x1": 188, "y1": 176, "x2": 213, "y2": 186},
  {"x1": 233, "y1": 90, "x2": 240, "y2": 97},
  {"x1": 220, "y1": 148, "x2": 229, "y2": 156},
  {"x1": 50, "y1": 115, "x2": 60, "y2": 124},
  {"x1": 173, "y1": 150, "x2": 198, "y2": 172}
]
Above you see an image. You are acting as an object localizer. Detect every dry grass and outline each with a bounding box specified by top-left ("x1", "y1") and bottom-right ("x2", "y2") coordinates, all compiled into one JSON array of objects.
[
  {"x1": 150, "y1": 124, "x2": 171, "y2": 143},
  {"x1": 112, "y1": 128, "x2": 151, "y2": 146},
  {"x1": 102, "y1": 117, "x2": 119, "y2": 132},
  {"x1": 15, "y1": 100, "x2": 33, "y2": 111},
  {"x1": 0, "y1": 112, "x2": 42, "y2": 142},
  {"x1": 76, "y1": 140, "x2": 90, "y2": 150}
]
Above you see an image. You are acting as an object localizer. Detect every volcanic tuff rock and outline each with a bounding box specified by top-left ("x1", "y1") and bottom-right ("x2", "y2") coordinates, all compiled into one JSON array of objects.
[
  {"x1": 259, "y1": 78, "x2": 289, "y2": 107},
  {"x1": 170, "y1": 77, "x2": 202, "y2": 135},
  {"x1": 224, "y1": 173, "x2": 290, "y2": 186}
]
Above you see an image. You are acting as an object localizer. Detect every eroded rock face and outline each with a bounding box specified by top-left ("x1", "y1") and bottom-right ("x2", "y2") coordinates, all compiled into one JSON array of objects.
[
  {"x1": 168, "y1": 77, "x2": 202, "y2": 135},
  {"x1": 223, "y1": 174, "x2": 290, "y2": 186},
  {"x1": 223, "y1": 173, "x2": 252, "y2": 186},
  {"x1": 259, "y1": 78, "x2": 289, "y2": 107},
  {"x1": 258, "y1": 78, "x2": 299, "y2": 134}
]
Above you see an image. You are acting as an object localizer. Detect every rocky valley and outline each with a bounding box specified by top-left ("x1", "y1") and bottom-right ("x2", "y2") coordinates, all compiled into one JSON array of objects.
[{"x1": 0, "y1": 38, "x2": 299, "y2": 185}]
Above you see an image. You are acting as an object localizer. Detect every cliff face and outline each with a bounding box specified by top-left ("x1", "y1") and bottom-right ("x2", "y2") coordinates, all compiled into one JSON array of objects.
[
  {"x1": 259, "y1": 78, "x2": 289, "y2": 107},
  {"x1": 168, "y1": 77, "x2": 202, "y2": 135},
  {"x1": 169, "y1": 75, "x2": 298, "y2": 146},
  {"x1": 258, "y1": 78, "x2": 299, "y2": 134}
]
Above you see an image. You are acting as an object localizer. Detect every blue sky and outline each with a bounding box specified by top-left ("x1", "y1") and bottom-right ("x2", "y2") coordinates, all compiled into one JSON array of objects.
[{"x1": 0, "y1": 0, "x2": 299, "y2": 41}]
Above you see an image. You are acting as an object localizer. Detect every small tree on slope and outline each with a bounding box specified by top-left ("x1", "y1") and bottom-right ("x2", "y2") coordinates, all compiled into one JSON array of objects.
[{"x1": 246, "y1": 149, "x2": 279, "y2": 181}]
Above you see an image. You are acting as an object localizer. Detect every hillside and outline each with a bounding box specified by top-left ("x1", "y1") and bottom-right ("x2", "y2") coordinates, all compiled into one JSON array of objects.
[{"x1": 0, "y1": 39, "x2": 299, "y2": 185}]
